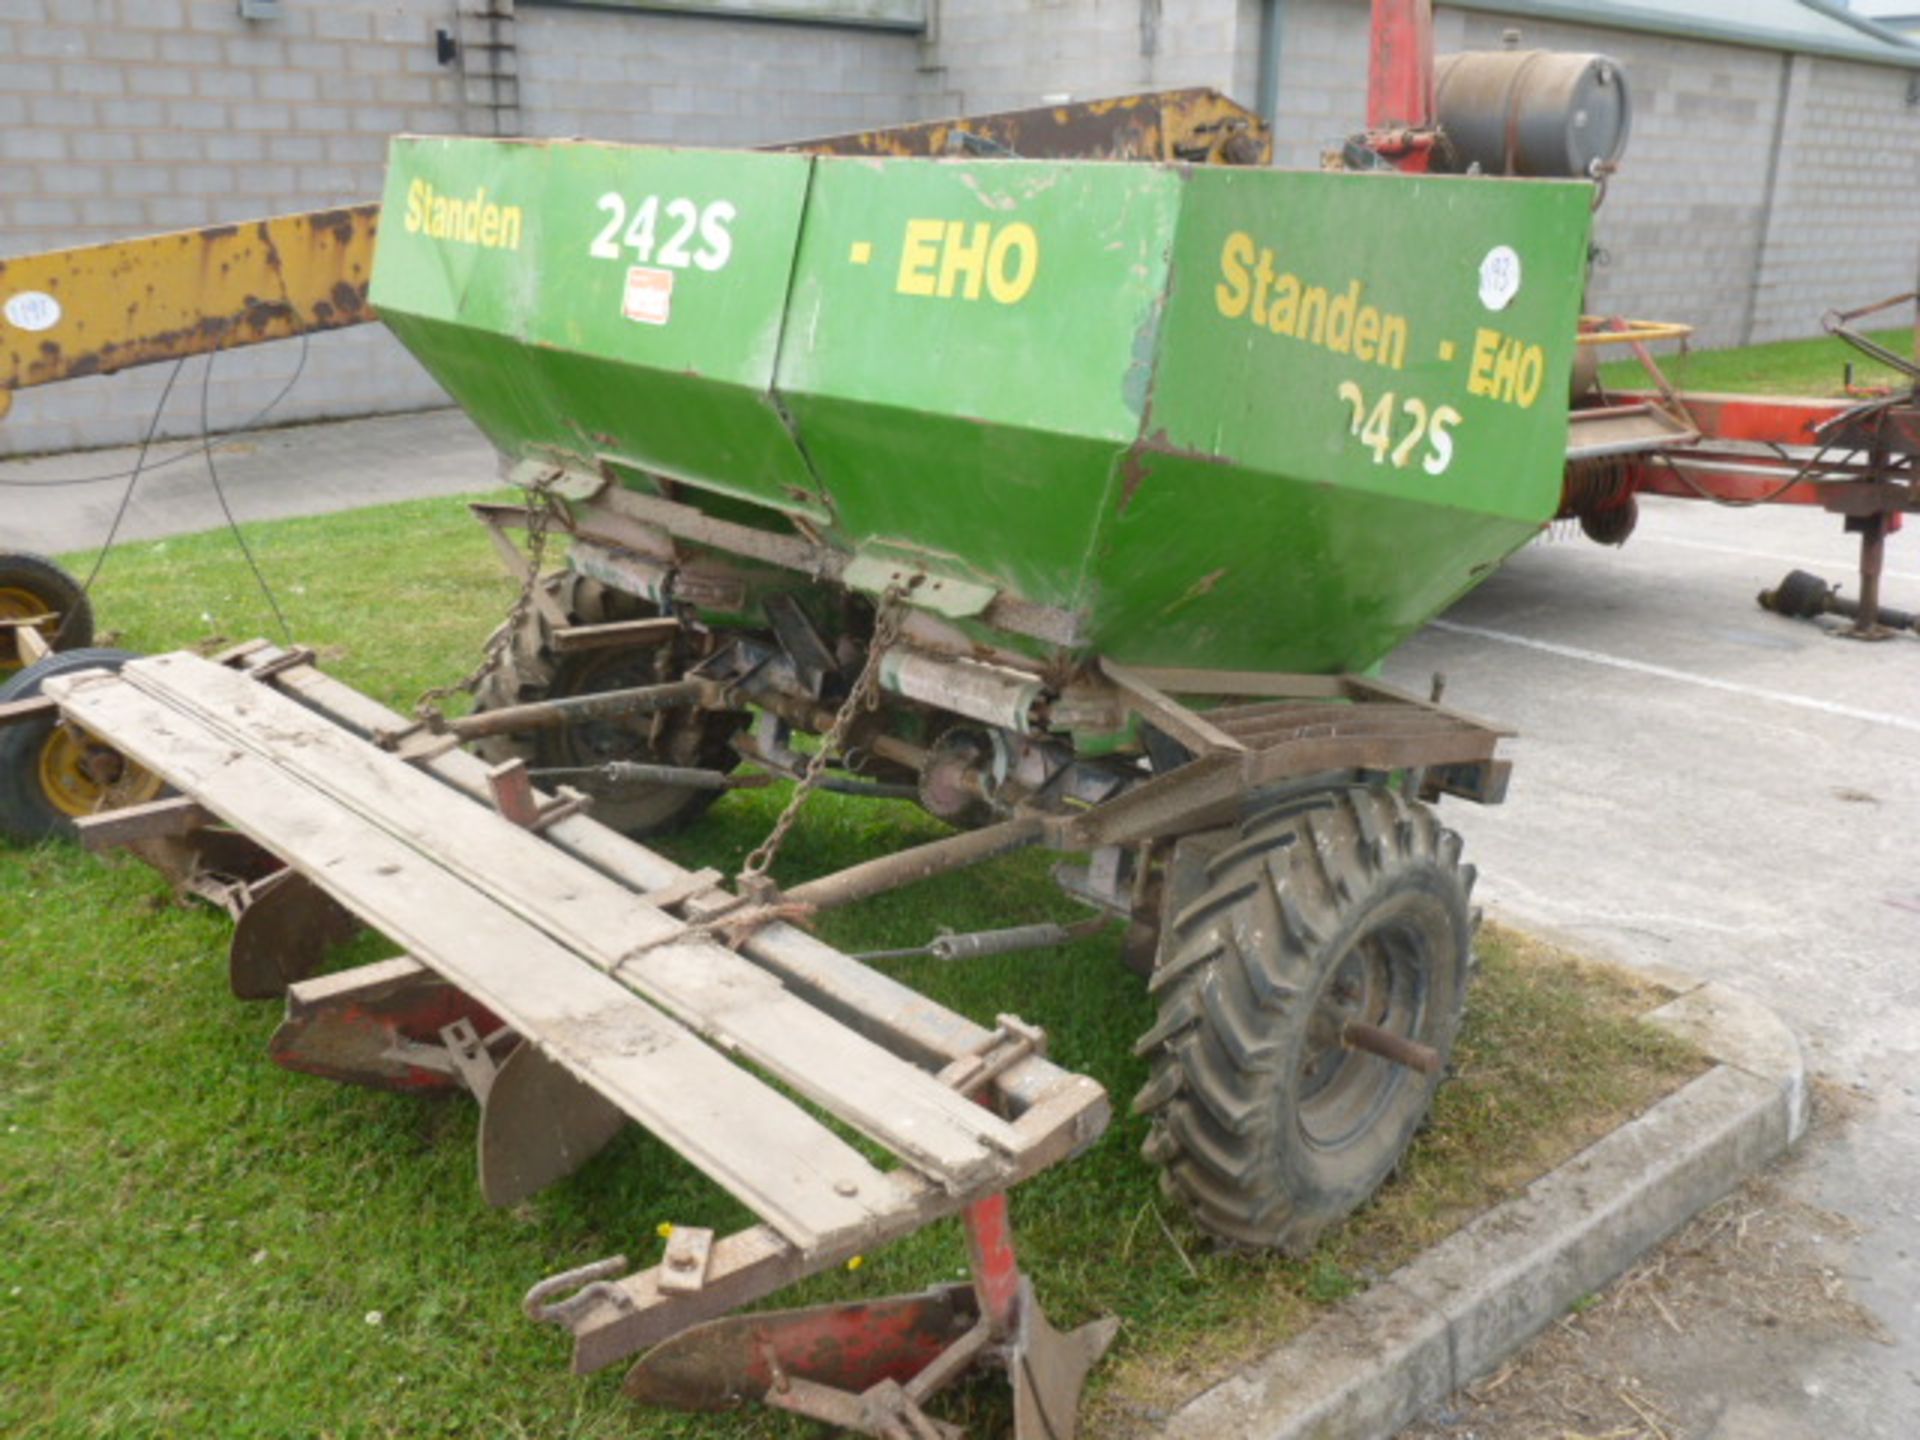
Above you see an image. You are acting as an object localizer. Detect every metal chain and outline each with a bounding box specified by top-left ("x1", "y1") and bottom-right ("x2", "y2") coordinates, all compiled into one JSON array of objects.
[
  {"x1": 413, "y1": 473, "x2": 565, "y2": 721},
  {"x1": 737, "y1": 587, "x2": 906, "y2": 886}
]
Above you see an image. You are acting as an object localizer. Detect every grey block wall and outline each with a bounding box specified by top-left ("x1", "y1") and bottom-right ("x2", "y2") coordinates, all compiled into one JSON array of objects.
[
  {"x1": 516, "y1": 4, "x2": 924, "y2": 147},
  {"x1": 0, "y1": 0, "x2": 925, "y2": 458},
  {"x1": 920, "y1": 0, "x2": 1256, "y2": 117},
  {"x1": 1754, "y1": 54, "x2": 1920, "y2": 342},
  {"x1": 0, "y1": 0, "x2": 468, "y2": 457},
  {"x1": 1265, "y1": 0, "x2": 1371, "y2": 167}
]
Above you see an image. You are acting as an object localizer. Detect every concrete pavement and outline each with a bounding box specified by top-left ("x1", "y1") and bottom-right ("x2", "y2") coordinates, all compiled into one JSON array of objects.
[
  {"x1": 2, "y1": 409, "x2": 496, "y2": 556},
  {"x1": 1383, "y1": 498, "x2": 1920, "y2": 1438}
]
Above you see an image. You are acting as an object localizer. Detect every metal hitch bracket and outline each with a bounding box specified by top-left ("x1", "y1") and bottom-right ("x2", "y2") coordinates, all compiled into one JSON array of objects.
[{"x1": 623, "y1": 1193, "x2": 1118, "y2": 1440}]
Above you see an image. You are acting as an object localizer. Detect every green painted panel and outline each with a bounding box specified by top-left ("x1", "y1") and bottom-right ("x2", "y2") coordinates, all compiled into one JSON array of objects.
[
  {"x1": 776, "y1": 157, "x2": 1182, "y2": 605},
  {"x1": 371, "y1": 136, "x2": 823, "y2": 513},
  {"x1": 1086, "y1": 167, "x2": 1593, "y2": 671},
  {"x1": 1152, "y1": 168, "x2": 1588, "y2": 520}
]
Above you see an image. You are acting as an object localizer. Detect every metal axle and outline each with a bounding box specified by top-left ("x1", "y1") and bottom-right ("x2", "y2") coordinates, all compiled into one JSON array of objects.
[
  {"x1": 785, "y1": 816, "x2": 1049, "y2": 913},
  {"x1": 449, "y1": 676, "x2": 716, "y2": 740}
]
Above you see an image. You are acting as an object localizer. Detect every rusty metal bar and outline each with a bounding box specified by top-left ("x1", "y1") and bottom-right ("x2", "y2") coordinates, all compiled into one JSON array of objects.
[
  {"x1": 780, "y1": 88, "x2": 1270, "y2": 166},
  {"x1": 447, "y1": 676, "x2": 715, "y2": 742},
  {"x1": 0, "y1": 694, "x2": 57, "y2": 728},
  {"x1": 1853, "y1": 510, "x2": 1891, "y2": 637},
  {"x1": 784, "y1": 816, "x2": 1049, "y2": 914},
  {"x1": 529, "y1": 761, "x2": 754, "y2": 792},
  {"x1": 1343, "y1": 1020, "x2": 1442, "y2": 1074}
]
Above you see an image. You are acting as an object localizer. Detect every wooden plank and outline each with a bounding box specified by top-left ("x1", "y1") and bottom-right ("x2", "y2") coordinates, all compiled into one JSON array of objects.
[
  {"x1": 15, "y1": 622, "x2": 51, "y2": 666},
  {"x1": 656, "y1": 1225, "x2": 715, "y2": 1295},
  {"x1": 73, "y1": 796, "x2": 212, "y2": 850},
  {"x1": 0, "y1": 694, "x2": 57, "y2": 728},
  {"x1": 287, "y1": 953, "x2": 430, "y2": 1003},
  {"x1": 250, "y1": 650, "x2": 1097, "y2": 1117},
  {"x1": 46, "y1": 667, "x2": 907, "y2": 1255},
  {"x1": 126, "y1": 652, "x2": 1022, "y2": 1193}
]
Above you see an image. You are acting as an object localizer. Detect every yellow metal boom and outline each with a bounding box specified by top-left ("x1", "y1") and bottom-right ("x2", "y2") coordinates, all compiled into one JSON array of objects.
[{"x1": 0, "y1": 205, "x2": 379, "y2": 419}]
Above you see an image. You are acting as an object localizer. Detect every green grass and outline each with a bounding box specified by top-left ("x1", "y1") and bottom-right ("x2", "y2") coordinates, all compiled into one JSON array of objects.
[
  {"x1": 1, "y1": 500, "x2": 1701, "y2": 1437},
  {"x1": 1598, "y1": 323, "x2": 1915, "y2": 397}
]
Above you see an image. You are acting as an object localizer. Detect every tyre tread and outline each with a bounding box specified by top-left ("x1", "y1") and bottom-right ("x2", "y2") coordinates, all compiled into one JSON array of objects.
[{"x1": 1133, "y1": 784, "x2": 1472, "y2": 1252}]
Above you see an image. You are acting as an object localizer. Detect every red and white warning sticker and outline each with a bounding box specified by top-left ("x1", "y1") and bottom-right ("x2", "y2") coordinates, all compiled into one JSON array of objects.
[{"x1": 622, "y1": 266, "x2": 674, "y2": 326}]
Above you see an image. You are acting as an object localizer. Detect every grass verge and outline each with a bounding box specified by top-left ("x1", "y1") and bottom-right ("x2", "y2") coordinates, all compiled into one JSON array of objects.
[
  {"x1": 2, "y1": 499, "x2": 1702, "y2": 1437},
  {"x1": 1597, "y1": 323, "x2": 1914, "y2": 398}
]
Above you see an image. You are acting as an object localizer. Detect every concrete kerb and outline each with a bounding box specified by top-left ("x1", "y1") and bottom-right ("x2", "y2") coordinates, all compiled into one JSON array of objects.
[{"x1": 1154, "y1": 969, "x2": 1807, "y2": 1440}]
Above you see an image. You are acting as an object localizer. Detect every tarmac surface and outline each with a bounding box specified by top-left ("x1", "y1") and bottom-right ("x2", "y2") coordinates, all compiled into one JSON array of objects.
[
  {"x1": 9, "y1": 410, "x2": 1918, "y2": 1437},
  {"x1": 1382, "y1": 503, "x2": 1920, "y2": 1438}
]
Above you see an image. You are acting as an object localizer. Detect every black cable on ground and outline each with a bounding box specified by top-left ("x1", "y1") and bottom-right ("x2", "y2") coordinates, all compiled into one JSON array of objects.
[
  {"x1": 63, "y1": 358, "x2": 188, "y2": 642},
  {"x1": 198, "y1": 341, "x2": 293, "y2": 644}
]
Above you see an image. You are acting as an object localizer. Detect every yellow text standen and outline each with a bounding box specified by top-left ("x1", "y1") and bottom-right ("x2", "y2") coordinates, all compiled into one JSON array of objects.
[
  {"x1": 402, "y1": 180, "x2": 524, "y2": 251},
  {"x1": 1214, "y1": 231, "x2": 1408, "y2": 371}
]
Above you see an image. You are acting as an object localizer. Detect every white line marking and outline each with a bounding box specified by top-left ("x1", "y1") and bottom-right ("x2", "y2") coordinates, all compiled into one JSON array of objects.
[
  {"x1": 1427, "y1": 619, "x2": 1920, "y2": 735},
  {"x1": 1636, "y1": 533, "x2": 1920, "y2": 585}
]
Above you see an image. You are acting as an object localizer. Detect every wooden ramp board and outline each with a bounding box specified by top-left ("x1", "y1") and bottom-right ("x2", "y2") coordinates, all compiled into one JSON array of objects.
[
  {"x1": 46, "y1": 665, "x2": 915, "y2": 1256},
  {"x1": 255, "y1": 650, "x2": 1103, "y2": 1122},
  {"x1": 117, "y1": 651, "x2": 1023, "y2": 1195}
]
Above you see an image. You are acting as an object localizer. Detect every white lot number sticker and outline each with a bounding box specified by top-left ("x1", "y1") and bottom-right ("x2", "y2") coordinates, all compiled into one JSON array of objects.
[
  {"x1": 3, "y1": 291, "x2": 61, "y2": 332},
  {"x1": 1478, "y1": 246, "x2": 1521, "y2": 312},
  {"x1": 623, "y1": 266, "x2": 674, "y2": 326}
]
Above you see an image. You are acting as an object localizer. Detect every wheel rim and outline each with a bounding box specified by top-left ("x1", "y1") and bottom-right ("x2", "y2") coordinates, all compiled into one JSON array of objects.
[
  {"x1": 0, "y1": 584, "x2": 57, "y2": 676},
  {"x1": 1296, "y1": 896, "x2": 1437, "y2": 1152},
  {"x1": 539, "y1": 649, "x2": 672, "y2": 770},
  {"x1": 36, "y1": 722, "x2": 165, "y2": 818},
  {"x1": 537, "y1": 647, "x2": 735, "y2": 781}
]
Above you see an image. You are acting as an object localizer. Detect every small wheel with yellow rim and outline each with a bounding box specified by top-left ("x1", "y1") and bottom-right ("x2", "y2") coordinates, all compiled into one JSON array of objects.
[
  {"x1": 0, "y1": 649, "x2": 164, "y2": 843},
  {"x1": 0, "y1": 551, "x2": 94, "y2": 680}
]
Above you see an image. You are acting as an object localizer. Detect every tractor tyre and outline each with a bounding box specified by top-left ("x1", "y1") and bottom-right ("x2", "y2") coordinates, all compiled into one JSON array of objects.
[
  {"x1": 1132, "y1": 784, "x2": 1474, "y2": 1254},
  {"x1": 0, "y1": 551, "x2": 94, "y2": 678},
  {"x1": 469, "y1": 571, "x2": 742, "y2": 838},
  {"x1": 0, "y1": 648, "x2": 165, "y2": 843}
]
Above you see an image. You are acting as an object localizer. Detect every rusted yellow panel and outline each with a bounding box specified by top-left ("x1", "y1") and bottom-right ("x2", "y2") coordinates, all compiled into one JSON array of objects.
[
  {"x1": 783, "y1": 87, "x2": 1271, "y2": 167},
  {"x1": 0, "y1": 203, "x2": 379, "y2": 395}
]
